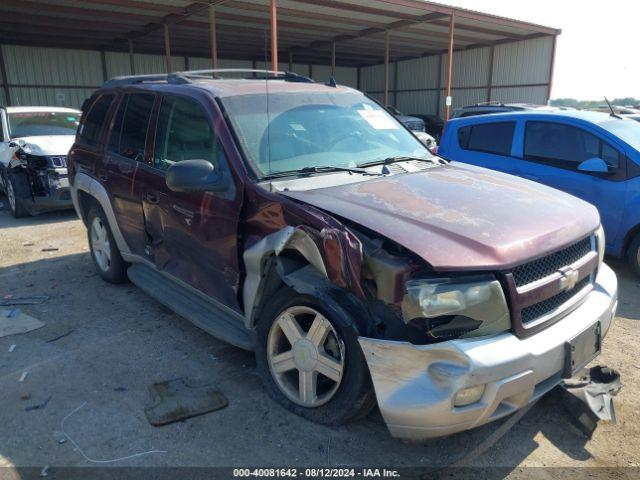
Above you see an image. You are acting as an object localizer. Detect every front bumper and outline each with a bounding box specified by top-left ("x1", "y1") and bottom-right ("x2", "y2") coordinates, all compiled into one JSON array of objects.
[
  {"x1": 359, "y1": 263, "x2": 618, "y2": 441},
  {"x1": 26, "y1": 168, "x2": 73, "y2": 214}
]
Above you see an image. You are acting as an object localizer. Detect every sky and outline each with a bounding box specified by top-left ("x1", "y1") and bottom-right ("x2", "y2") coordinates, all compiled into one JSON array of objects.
[{"x1": 441, "y1": 0, "x2": 640, "y2": 100}]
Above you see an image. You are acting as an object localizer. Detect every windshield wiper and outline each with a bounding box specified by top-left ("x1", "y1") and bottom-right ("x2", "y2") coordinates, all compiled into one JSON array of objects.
[
  {"x1": 357, "y1": 156, "x2": 443, "y2": 168},
  {"x1": 260, "y1": 165, "x2": 382, "y2": 180}
]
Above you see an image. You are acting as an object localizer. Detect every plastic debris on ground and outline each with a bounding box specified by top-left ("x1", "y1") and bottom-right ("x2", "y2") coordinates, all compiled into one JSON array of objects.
[
  {"x1": 558, "y1": 365, "x2": 622, "y2": 438},
  {"x1": 0, "y1": 295, "x2": 49, "y2": 306},
  {"x1": 0, "y1": 309, "x2": 45, "y2": 338},
  {"x1": 144, "y1": 377, "x2": 228, "y2": 426}
]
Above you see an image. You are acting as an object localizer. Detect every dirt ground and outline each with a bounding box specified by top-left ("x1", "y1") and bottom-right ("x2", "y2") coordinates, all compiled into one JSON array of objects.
[{"x1": 0, "y1": 199, "x2": 639, "y2": 477}]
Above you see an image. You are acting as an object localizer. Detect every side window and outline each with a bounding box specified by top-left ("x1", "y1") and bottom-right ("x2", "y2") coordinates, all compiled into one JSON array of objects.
[
  {"x1": 153, "y1": 95, "x2": 221, "y2": 171},
  {"x1": 458, "y1": 122, "x2": 515, "y2": 156},
  {"x1": 107, "y1": 95, "x2": 128, "y2": 154},
  {"x1": 78, "y1": 94, "x2": 114, "y2": 147},
  {"x1": 524, "y1": 121, "x2": 621, "y2": 171},
  {"x1": 118, "y1": 93, "x2": 154, "y2": 161},
  {"x1": 601, "y1": 142, "x2": 621, "y2": 169}
]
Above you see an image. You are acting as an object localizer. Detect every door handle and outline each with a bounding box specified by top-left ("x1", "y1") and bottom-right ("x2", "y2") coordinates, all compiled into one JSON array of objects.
[
  {"x1": 172, "y1": 204, "x2": 195, "y2": 219},
  {"x1": 145, "y1": 192, "x2": 160, "y2": 204}
]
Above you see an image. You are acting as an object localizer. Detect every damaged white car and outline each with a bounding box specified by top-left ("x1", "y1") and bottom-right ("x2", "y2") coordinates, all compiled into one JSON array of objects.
[{"x1": 0, "y1": 106, "x2": 80, "y2": 217}]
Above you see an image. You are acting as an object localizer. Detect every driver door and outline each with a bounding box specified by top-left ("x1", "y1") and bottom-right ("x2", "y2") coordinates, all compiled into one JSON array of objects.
[
  {"x1": 518, "y1": 120, "x2": 628, "y2": 248},
  {"x1": 140, "y1": 93, "x2": 243, "y2": 311}
]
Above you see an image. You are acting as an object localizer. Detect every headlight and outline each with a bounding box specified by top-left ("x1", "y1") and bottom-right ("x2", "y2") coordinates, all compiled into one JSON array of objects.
[
  {"x1": 402, "y1": 275, "x2": 510, "y2": 340},
  {"x1": 595, "y1": 225, "x2": 605, "y2": 267}
]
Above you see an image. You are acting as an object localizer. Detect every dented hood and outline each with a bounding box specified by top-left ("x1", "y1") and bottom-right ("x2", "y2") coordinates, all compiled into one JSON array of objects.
[
  {"x1": 12, "y1": 135, "x2": 75, "y2": 157},
  {"x1": 282, "y1": 163, "x2": 600, "y2": 271}
]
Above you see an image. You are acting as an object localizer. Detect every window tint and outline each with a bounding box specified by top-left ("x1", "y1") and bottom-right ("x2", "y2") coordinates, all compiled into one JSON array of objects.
[
  {"x1": 118, "y1": 94, "x2": 154, "y2": 161},
  {"x1": 602, "y1": 143, "x2": 621, "y2": 169},
  {"x1": 524, "y1": 122, "x2": 621, "y2": 170},
  {"x1": 458, "y1": 122, "x2": 515, "y2": 156},
  {"x1": 78, "y1": 95, "x2": 113, "y2": 147},
  {"x1": 107, "y1": 95, "x2": 127, "y2": 154},
  {"x1": 153, "y1": 95, "x2": 221, "y2": 171}
]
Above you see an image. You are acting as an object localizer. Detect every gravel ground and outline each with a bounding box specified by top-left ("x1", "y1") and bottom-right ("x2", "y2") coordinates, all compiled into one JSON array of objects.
[{"x1": 0, "y1": 201, "x2": 638, "y2": 477}]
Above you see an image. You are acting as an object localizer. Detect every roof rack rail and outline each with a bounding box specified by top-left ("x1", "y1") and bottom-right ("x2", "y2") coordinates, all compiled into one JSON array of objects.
[
  {"x1": 102, "y1": 73, "x2": 190, "y2": 88},
  {"x1": 102, "y1": 69, "x2": 315, "y2": 88},
  {"x1": 471, "y1": 101, "x2": 506, "y2": 107},
  {"x1": 176, "y1": 68, "x2": 315, "y2": 83}
]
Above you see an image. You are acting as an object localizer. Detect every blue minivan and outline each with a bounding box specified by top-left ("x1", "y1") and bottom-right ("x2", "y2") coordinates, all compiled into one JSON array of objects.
[{"x1": 438, "y1": 110, "x2": 640, "y2": 274}]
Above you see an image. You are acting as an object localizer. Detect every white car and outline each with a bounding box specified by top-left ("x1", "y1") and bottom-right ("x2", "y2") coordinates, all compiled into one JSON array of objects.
[{"x1": 0, "y1": 106, "x2": 80, "y2": 217}]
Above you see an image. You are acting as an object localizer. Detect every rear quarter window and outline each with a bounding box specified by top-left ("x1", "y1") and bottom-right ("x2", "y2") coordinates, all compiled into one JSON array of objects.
[
  {"x1": 457, "y1": 121, "x2": 515, "y2": 156},
  {"x1": 78, "y1": 95, "x2": 114, "y2": 147}
]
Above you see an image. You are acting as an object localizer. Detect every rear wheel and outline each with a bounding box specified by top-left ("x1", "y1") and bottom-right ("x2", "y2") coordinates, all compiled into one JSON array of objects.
[
  {"x1": 626, "y1": 233, "x2": 640, "y2": 277},
  {"x1": 256, "y1": 288, "x2": 375, "y2": 425},
  {"x1": 87, "y1": 206, "x2": 127, "y2": 283},
  {"x1": 6, "y1": 172, "x2": 30, "y2": 218}
]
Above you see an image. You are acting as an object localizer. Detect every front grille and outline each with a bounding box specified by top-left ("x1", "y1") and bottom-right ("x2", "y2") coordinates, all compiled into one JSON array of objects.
[
  {"x1": 512, "y1": 237, "x2": 592, "y2": 287},
  {"x1": 521, "y1": 277, "x2": 590, "y2": 324},
  {"x1": 48, "y1": 155, "x2": 68, "y2": 168}
]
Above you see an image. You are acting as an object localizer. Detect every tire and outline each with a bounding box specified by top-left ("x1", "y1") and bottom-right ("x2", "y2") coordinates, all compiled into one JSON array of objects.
[
  {"x1": 6, "y1": 172, "x2": 30, "y2": 218},
  {"x1": 626, "y1": 233, "x2": 640, "y2": 277},
  {"x1": 255, "y1": 287, "x2": 376, "y2": 425},
  {"x1": 87, "y1": 205, "x2": 127, "y2": 283}
]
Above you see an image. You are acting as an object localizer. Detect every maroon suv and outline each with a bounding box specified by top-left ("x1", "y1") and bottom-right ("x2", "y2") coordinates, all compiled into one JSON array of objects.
[{"x1": 69, "y1": 70, "x2": 618, "y2": 441}]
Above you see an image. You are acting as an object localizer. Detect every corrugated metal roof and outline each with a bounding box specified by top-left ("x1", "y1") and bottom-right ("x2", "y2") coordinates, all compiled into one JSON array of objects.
[{"x1": 0, "y1": 0, "x2": 559, "y2": 67}]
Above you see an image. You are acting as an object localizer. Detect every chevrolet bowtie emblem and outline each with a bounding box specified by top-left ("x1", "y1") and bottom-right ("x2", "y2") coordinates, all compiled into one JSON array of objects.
[{"x1": 558, "y1": 266, "x2": 579, "y2": 291}]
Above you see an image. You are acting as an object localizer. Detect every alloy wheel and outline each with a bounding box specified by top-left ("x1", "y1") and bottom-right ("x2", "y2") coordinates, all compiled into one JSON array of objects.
[
  {"x1": 6, "y1": 180, "x2": 16, "y2": 213},
  {"x1": 90, "y1": 216, "x2": 112, "y2": 272},
  {"x1": 267, "y1": 306, "x2": 345, "y2": 407}
]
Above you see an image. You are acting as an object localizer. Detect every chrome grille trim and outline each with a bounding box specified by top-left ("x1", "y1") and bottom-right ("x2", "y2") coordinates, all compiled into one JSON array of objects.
[
  {"x1": 512, "y1": 237, "x2": 593, "y2": 287},
  {"x1": 502, "y1": 234, "x2": 598, "y2": 338},
  {"x1": 521, "y1": 277, "x2": 590, "y2": 324}
]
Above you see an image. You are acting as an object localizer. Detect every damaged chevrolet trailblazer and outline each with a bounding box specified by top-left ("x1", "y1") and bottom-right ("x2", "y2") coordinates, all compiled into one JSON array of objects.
[{"x1": 68, "y1": 70, "x2": 618, "y2": 441}]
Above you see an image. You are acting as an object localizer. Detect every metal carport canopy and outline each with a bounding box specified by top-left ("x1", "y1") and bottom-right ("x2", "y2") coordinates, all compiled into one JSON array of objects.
[{"x1": 0, "y1": 0, "x2": 560, "y2": 118}]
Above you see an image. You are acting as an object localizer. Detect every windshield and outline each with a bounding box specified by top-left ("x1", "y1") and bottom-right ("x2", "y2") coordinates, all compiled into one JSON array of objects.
[
  {"x1": 8, "y1": 111, "x2": 80, "y2": 138},
  {"x1": 220, "y1": 90, "x2": 431, "y2": 177}
]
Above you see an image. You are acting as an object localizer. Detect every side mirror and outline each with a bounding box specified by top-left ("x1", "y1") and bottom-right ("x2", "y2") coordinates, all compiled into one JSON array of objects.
[
  {"x1": 414, "y1": 131, "x2": 436, "y2": 149},
  {"x1": 166, "y1": 159, "x2": 227, "y2": 193},
  {"x1": 578, "y1": 157, "x2": 609, "y2": 174}
]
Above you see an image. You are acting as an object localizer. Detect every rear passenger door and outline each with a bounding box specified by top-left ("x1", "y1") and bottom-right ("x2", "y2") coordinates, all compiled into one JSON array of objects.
[
  {"x1": 454, "y1": 121, "x2": 519, "y2": 175},
  {"x1": 519, "y1": 121, "x2": 628, "y2": 246},
  {"x1": 104, "y1": 92, "x2": 156, "y2": 257},
  {"x1": 141, "y1": 93, "x2": 243, "y2": 311},
  {"x1": 72, "y1": 93, "x2": 114, "y2": 197}
]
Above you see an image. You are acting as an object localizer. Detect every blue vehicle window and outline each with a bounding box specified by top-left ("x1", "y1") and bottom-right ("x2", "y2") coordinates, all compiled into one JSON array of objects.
[
  {"x1": 458, "y1": 122, "x2": 515, "y2": 156},
  {"x1": 524, "y1": 121, "x2": 621, "y2": 170}
]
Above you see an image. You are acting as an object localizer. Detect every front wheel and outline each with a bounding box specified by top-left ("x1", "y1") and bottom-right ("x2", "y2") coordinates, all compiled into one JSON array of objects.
[
  {"x1": 256, "y1": 288, "x2": 375, "y2": 425},
  {"x1": 627, "y1": 233, "x2": 640, "y2": 277},
  {"x1": 6, "y1": 172, "x2": 30, "y2": 218}
]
